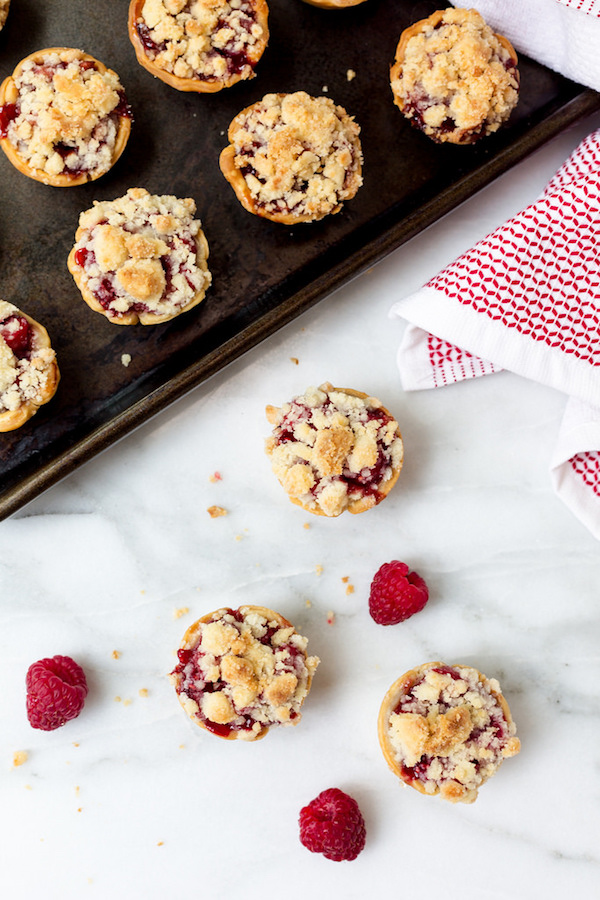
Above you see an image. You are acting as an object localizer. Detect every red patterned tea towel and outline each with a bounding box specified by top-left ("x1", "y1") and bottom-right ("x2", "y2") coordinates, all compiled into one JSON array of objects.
[
  {"x1": 390, "y1": 129, "x2": 600, "y2": 539},
  {"x1": 450, "y1": 0, "x2": 600, "y2": 91}
]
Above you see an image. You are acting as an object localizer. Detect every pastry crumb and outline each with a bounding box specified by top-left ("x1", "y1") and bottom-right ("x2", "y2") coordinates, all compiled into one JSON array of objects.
[
  {"x1": 173, "y1": 606, "x2": 190, "y2": 619},
  {"x1": 315, "y1": 565, "x2": 323, "y2": 576},
  {"x1": 207, "y1": 505, "x2": 228, "y2": 518},
  {"x1": 347, "y1": 68, "x2": 356, "y2": 81},
  {"x1": 305, "y1": 599, "x2": 312, "y2": 608},
  {"x1": 114, "y1": 696, "x2": 122, "y2": 703},
  {"x1": 290, "y1": 357, "x2": 299, "y2": 365},
  {"x1": 139, "y1": 688, "x2": 149, "y2": 698},
  {"x1": 326, "y1": 610, "x2": 335, "y2": 625},
  {"x1": 157, "y1": 841, "x2": 164, "y2": 847},
  {"x1": 123, "y1": 698, "x2": 132, "y2": 707},
  {"x1": 209, "y1": 471, "x2": 223, "y2": 483},
  {"x1": 12, "y1": 750, "x2": 28, "y2": 768},
  {"x1": 111, "y1": 650, "x2": 121, "y2": 659},
  {"x1": 346, "y1": 584, "x2": 355, "y2": 595},
  {"x1": 322, "y1": 85, "x2": 328, "y2": 92},
  {"x1": 121, "y1": 353, "x2": 131, "y2": 367},
  {"x1": 303, "y1": 522, "x2": 311, "y2": 530}
]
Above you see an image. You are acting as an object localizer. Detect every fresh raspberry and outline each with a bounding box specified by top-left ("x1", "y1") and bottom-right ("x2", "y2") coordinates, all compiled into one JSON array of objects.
[
  {"x1": 299, "y1": 788, "x2": 366, "y2": 862},
  {"x1": 26, "y1": 655, "x2": 88, "y2": 731},
  {"x1": 368, "y1": 560, "x2": 429, "y2": 625}
]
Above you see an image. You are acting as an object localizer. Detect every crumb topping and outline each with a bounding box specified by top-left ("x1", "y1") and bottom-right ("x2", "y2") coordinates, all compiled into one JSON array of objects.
[
  {"x1": 70, "y1": 187, "x2": 211, "y2": 322},
  {"x1": 0, "y1": 300, "x2": 56, "y2": 414},
  {"x1": 386, "y1": 663, "x2": 520, "y2": 803},
  {"x1": 134, "y1": 0, "x2": 267, "y2": 83},
  {"x1": 265, "y1": 382, "x2": 403, "y2": 516},
  {"x1": 391, "y1": 7, "x2": 518, "y2": 140},
  {"x1": 171, "y1": 607, "x2": 319, "y2": 739},
  {"x1": 0, "y1": 0, "x2": 10, "y2": 30},
  {"x1": 3, "y1": 49, "x2": 127, "y2": 178},
  {"x1": 228, "y1": 91, "x2": 363, "y2": 220}
]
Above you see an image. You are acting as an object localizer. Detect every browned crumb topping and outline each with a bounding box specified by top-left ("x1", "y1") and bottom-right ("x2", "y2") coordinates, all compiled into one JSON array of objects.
[{"x1": 207, "y1": 505, "x2": 228, "y2": 517}]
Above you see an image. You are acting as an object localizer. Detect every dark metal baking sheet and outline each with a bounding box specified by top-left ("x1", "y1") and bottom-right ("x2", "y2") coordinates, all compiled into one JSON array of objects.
[{"x1": 1, "y1": 0, "x2": 599, "y2": 519}]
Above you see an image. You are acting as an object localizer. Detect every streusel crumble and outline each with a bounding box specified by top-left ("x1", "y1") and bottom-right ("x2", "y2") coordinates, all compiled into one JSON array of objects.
[
  {"x1": 128, "y1": 0, "x2": 269, "y2": 92},
  {"x1": 0, "y1": 300, "x2": 60, "y2": 432},
  {"x1": 265, "y1": 382, "x2": 403, "y2": 516},
  {"x1": 0, "y1": 0, "x2": 10, "y2": 31},
  {"x1": 219, "y1": 91, "x2": 363, "y2": 223},
  {"x1": 390, "y1": 8, "x2": 519, "y2": 144},
  {"x1": 170, "y1": 605, "x2": 319, "y2": 741},
  {"x1": 378, "y1": 661, "x2": 520, "y2": 803},
  {"x1": 0, "y1": 48, "x2": 132, "y2": 186},
  {"x1": 67, "y1": 187, "x2": 212, "y2": 325}
]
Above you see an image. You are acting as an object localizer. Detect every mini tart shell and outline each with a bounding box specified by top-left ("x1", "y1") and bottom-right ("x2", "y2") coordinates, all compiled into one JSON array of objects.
[
  {"x1": 66, "y1": 194, "x2": 211, "y2": 326},
  {"x1": 0, "y1": 309, "x2": 60, "y2": 432},
  {"x1": 127, "y1": 0, "x2": 269, "y2": 93},
  {"x1": 390, "y1": 10, "x2": 519, "y2": 146},
  {"x1": 0, "y1": 48, "x2": 132, "y2": 187},
  {"x1": 377, "y1": 661, "x2": 520, "y2": 803},
  {"x1": 171, "y1": 605, "x2": 317, "y2": 742},
  {"x1": 219, "y1": 92, "x2": 363, "y2": 224},
  {"x1": 266, "y1": 383, "x2": 404, "y2": 517}
]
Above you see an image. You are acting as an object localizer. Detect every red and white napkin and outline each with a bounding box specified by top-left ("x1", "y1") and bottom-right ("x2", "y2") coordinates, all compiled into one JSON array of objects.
[
  {"x1": 449, "y1": 0, "x2": 600, "y2": 92},
  {"x1": 390, "y1": 128, "x2": 600, "y2": 539}
]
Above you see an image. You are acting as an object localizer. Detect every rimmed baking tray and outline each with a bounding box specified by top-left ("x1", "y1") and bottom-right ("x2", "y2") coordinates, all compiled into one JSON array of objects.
[{"x1": 1, "y1": 0, "x2": 599, "y2": 519}]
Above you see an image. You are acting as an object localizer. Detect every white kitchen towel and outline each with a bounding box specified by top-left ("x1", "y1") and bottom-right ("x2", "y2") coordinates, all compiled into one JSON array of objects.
[
  {"x1": 390, "y1": 128, "x2": 600, "y2": 539},
  {"x1": 450, "y1": 0, "x2": 600, "y2": 91}
]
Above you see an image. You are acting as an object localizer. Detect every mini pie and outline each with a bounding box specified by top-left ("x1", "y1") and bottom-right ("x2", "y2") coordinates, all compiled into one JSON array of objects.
[
  {"x1": 219, "y1": 91, "x2": 363, "y2": 224},
  {"x1": 0, "y1": 47, "x2": 132, "y2": 186},
  {"x1": 0, "y1": 0, "x2": 10, "y2": 31},
  {"x1": 67, "y1": 187, "x2": 212, "y2": 325},
  {"x1": 128, "y1": 0, "x2": 269, "y2": 92},
  {"x1": 265, "y1": 382, "x2": 403, "y2": 517},
  {"x1": 170, "y1": 605, "x2": 320, "y2": 741},
  {"x1": 378, "y1": 661, "x2": 520, "y2": 803},
  {"x1": 0, "y1": 300, "x2": 60, "y2": 432},
  {"x1": 390, "y1": 7, "x2": 519, "y2": 145}
]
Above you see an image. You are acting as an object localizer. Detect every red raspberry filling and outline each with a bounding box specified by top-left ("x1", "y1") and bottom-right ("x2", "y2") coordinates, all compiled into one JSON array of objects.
[{"x1": 0, "y1": 314, "x2": 33, "y2": 359}]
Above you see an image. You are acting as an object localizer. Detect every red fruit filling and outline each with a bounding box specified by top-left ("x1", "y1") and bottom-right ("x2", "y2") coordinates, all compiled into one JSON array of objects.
[{"x1": 0, "y1": 314, "x2": 33, "y2": 359}]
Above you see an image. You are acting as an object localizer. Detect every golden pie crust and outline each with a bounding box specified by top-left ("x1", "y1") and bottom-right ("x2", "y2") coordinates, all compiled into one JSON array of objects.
[
  {"x1": 219, "y1": 91, "x2": 363, "y2": 224},
  {"x1": 265, "y1": 382, "x2": 403, "y2": 517},
  {"x1": 170, "y1": 605, "x2": 320, "y2": 741},
  {"x1": 0, "y1": 300, "x2": 60, "y2": 432},
  {"x1": 390, "y1": 7, "x2": 519, "y2": 145},
  {"x1": 0, "y1": 47, "x2": 132, "y2": 187},
  {"x1": 378, "y1": 661, "x2": 520, "y2": 803},
  {"x1": 67, "y1": 187, "x2": 212, "y2": 325},
  {"x1": 128, "y1": 0, "x2": 269, "y2": 93}
]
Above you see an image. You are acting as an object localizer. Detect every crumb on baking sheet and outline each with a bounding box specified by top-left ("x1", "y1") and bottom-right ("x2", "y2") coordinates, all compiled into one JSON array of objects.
[
  {"x1": 207, "y1": 505, "x2": 228, "y2": 518},
  {"x1": 12, "y1": 750, "x2": 28, "y2": 768},
  {"x1": 326, "y1": 610, "x2": 335, "y2": 625},
  {"x1": 173, "y1": 606, "x2": 190, "y2": 619},
  {"x1": 209, "y1": 471, "x2": 223, "y2": 483},
  {"x1": 347, "y1": 68, "x2": 356, "y2": 81},
  {"x1": 322, "y1": 85, "x2": 328, "y2": 92},
  {"x1": 121, "y1": 353, "x2": 131, "y2": 367}
]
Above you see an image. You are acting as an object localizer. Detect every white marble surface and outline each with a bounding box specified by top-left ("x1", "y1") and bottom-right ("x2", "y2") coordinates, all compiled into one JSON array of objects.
[{"x1": 2, "y1": 114, "x2": 600, "y2": 900}]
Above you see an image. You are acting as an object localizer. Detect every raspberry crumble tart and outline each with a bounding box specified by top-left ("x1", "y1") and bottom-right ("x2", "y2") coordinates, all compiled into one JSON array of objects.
[
  {"x1": 67, "y1": 187, "x2": 212, "y2": 325},
  {"x1": 378, "y1": 661, "x2": 520, "y2": 803},
  {"x1": 0, "y1": 47, "x2": 132, "y2": 186},
  {"x1": 0, "y1": 0, "x2": 10, "y2": 31},
  {"x1": 170, "y1": 605, "x2": 319, "y2": 741},
  {"x1": 265, "y1": 382, "x2": 403, "y2": 517},
  {"x1": 0, "y1": 300, "x2": 60, "y2": 432},
  {"x1": 219, "y1": 91, "x2": 363, "y2": 223},
  {"x1": 390, "y1": 7, "x2": 519, "y2": 145},
  {"x1": 128, "y1": 0, "x2": 269, "y2": 92}
]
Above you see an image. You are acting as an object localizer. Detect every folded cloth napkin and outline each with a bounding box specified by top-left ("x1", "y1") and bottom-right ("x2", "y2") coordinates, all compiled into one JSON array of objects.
[
  {"x1": 449, "y1": 0, "x2": 600, "y2": 92},
  {"x1": 390, "y1": 128, "x2": 600, "y2": 539}
]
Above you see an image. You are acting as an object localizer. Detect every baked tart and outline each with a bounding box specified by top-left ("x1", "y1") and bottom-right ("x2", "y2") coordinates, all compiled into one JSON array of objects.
[
  {"x1": 0, "y1": 47, "x2": 132, "y2": 186},
  {"x1": 0, "y1": 0, "x2": 10, "y2": 31},
  {"x1": 0, "y1": 300, "x2": 59, "y2": 432},
  {"x1": 219, "y1": 91, "x2": 363, "y2": 224},
  {"x1": 170, "y1": 605, "x2": 319, "y2": 741},
  {"x1": 390, "y1": 7, "x2": 519, "y2": 145},
  {"x1": 67, "y1": 187, "x2": 212, "y2": 325},
  {"x1": 265, "y1": 382, "x2": 403, "y2": 517},
  {"x1": 378, "y1": 661, "x2": 521, "y2": 803},
  {"x1": 128, "y1": 0, "x2": 269, "y2": 92}
]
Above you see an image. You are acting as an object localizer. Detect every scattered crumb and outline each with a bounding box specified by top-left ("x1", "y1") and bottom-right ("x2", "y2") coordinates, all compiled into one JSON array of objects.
[
  {"x1": 235, "y1": 534, "x2": 243, "y2": 541},
  {"x1": 315, "y1": 565, "x2": 323, "y2": 576},
  {"x1": 322, "y1": 85, "x2": 328, "y2": 92},
  {"x1": 290, "y1": 357, "x2": 299, "y2": 365},
  {"x1": 12, "y1": 750, "x2": 28, "y2": 768},
  {"x1": 75, "y1": 786, "x2": 80, "y2": 795},
  {"x1": 77, "y1": 807, "x2": 82, "y2": 813},
  {"x1": 179, "y1": 744, "x2": 185, "y2": 750},
  {"x1": 114, "y1": 696, "x2": 122, "y2": 703},
  {"x1": 139, "y1": 688, "x2": 149, "y2": 698},
  {"x1": 157, "y1": 841, "x2": 164, "y2": 847},
  {"x1": 173, "y1": 606, "x2": 190, "y2": 619},
  {"x1": 121, "y1": 353, "x2": 131, "y2": 367},
  {"x1": 112, "y1": 650, "x2": 121, "y2": 660},
  {"x1": 207, "y1": 505, "x2": 228, "y2": 518},
  {"x1": 73, "y1": 743, "x2": 80, "y2": 748},
  {"x1": 303, "y1": 522, "x2": 311, "y2": 530},
  {"x1": 347, "y1": 68, "x2": 356, "y2": 81},
  {"x1": 305, "y1": 599, "x2": 312, "y2": 608},
  {"x1": 123, "y1": 699, "x2": 132, "y2": 707},
  {"x1": 25, "y1": 784, "x2": 32, "y2": 790},
  {"x1": 209, "y1": 471, "x2": 223, "y2": 483},
  {"x1": 326, "y1": 611, "x2": 335, "y2": 625},
  {"x1": 345, "y1": 584, "x2": 355, "y2": 595},
  {"x1": 341, "y1": 576, "x2": 349, "y2": 583}
]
